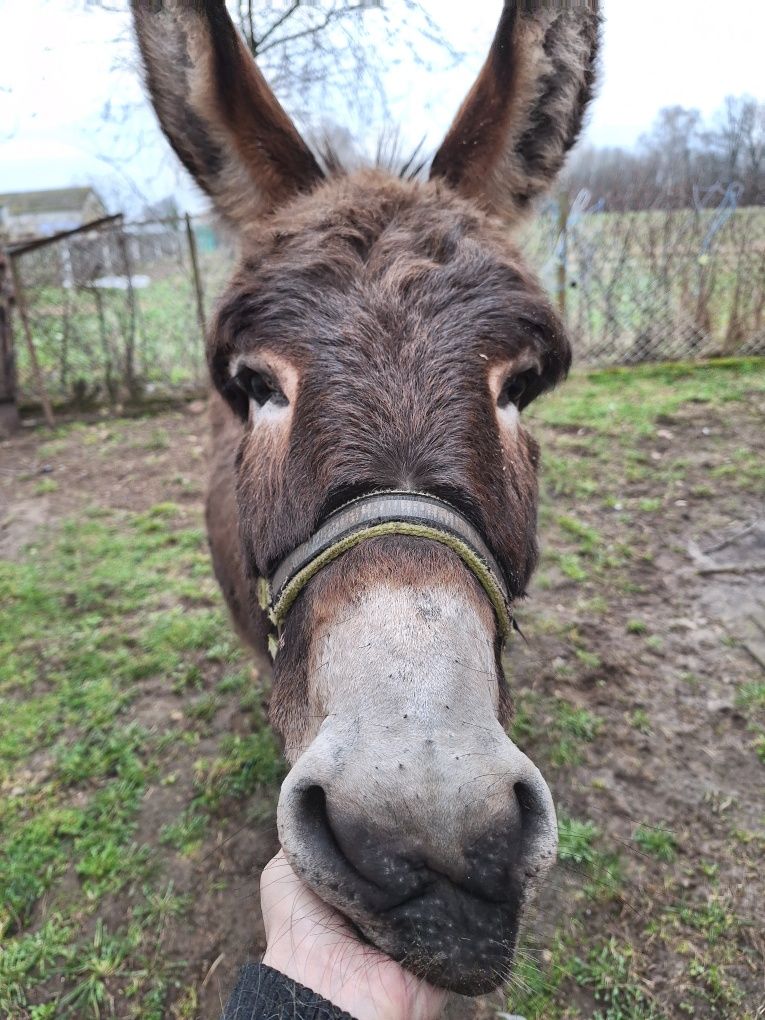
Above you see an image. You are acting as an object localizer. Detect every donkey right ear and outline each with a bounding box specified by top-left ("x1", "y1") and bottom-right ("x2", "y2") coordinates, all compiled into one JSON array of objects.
[{"x1": 131, "y1": 0, "x2": 323, "y2": 231}]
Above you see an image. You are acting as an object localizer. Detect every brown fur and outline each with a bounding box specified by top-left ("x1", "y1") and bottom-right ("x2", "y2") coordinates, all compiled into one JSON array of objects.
[
  {"x1": 210, "y1": 171, "x2": 566, "y2": 572},
  {"x1": 132, "y1": 0, "x2": 602, "y2": 797},
  {"x1": 134, "y1": 1, "x2": 602, "y2": 991},
  {"x1": 131, "y1": 0, "x2": 323, "y2": 230},
  {"x1": 431, "y1": 4, "x2": 601, "y2": 219}
]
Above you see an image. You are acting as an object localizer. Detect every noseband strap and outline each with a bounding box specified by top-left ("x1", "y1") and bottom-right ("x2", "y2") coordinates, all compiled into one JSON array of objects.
[{"x1": 260, "y1": 491, "x2": 512, "y2": 656}]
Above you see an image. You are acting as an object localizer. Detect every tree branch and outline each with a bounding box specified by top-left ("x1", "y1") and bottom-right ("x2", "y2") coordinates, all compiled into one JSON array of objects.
[
  {"x1": 252, "y1": 1, "x2": 303, "y2": 56},
  {"x1": 256, "y1": 3, "x2": 371, "y2": 57}
]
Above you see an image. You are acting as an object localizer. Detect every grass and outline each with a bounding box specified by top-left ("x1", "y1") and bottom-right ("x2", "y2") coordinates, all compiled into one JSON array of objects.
[
  {"x1": 510, "y1": 692, "x2": 603, "y2": 768},
  {"x1": 737, "y1": 682, "x2": 765, "y2": 713},
  {"x1": 34, "y1": 478, "x2": 59, "y2": 495},
  {"x1": 570, "y1": 938, "x2": 663, "y2": 1020},
  {"x1": 2, "y1": 357, "x2": 763, "y2": 1017},
  {"x1": 626, "y1": 618, "x2": 648, "y2": 635},
  {"x1": 629, "y1": 708, "x2": 651, "y2": 734},
  {"x1": 0, "y1": 502, "x2": 281, "y2": 1015},
  {"x1": 532, "y1": 357, "x2": 765, "y2": 437},
  {"x1": 735, "y1": 681, "x2": 765, "y2": 766},
  {"x1": 633, "y1": 825, "x2": 678, "y2": 863},
  {"x1": 558, "y1": 815, "x2": 600, "y2": 866}
]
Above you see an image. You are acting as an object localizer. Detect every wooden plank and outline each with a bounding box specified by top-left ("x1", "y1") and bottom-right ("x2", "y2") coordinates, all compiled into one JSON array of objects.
[{"x1": 7, "y1": 213, "x2": 123, "y2": 258}]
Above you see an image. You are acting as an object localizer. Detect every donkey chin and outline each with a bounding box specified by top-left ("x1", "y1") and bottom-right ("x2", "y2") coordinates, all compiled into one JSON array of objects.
[{"x1": 276, "y1": 576, "x2": 558, "y2": 996}]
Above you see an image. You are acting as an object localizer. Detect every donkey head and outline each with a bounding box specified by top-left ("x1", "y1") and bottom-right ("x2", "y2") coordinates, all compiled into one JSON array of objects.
[{"x1": 134, "y1": 0, "x2": 600, "y2": 995}]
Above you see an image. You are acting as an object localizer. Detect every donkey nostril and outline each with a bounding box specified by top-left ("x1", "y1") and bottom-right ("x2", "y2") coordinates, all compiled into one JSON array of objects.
[
  {"x1": 294, "y1": 782, "x2": 371, "y2": 898},
  {"x1": 514, "y1": 780, "x2": 536, "y2": 814},
  {"x1": 291, "y1": 782, "x2": 403, "y2": 909},
  {"x1": 301, "y1": 783, "x2": 327, "y2": 820},
  {"x1": 297, "y1": 783, "x2": 337, "y2": 855},
  {"x1": 513, "y1": 780, "x2": 547, "y2": 864}
]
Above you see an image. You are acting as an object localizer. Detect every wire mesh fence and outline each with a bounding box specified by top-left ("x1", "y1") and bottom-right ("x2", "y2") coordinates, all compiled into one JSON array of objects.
[
  {"x1": 7, "y1": 214, "x2": 235, "y2": 414},
  {"x1": 4, "y1": 188, "x2": 764, "y2": 420},
  {"x1": 525, "y1": 189, "x2": 765, "y2": 364}
]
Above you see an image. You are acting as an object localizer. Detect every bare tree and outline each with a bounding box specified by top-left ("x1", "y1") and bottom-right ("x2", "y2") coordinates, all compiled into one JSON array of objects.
[
  {"x1": 640, "y1": 105, "x2": 703, "y2": 207},
  {"x1": 235, "y1": 1, "x2": 453, "y2": 111},
  {"x1": 705, "y1": 96, "x2": 765, "y2": 205},
  {"x1": 564, "y1": 97, "x2": 765, "y2": 211},
  {"x1": 86, "y1": 1, "x2": 458, "y2": 165}
]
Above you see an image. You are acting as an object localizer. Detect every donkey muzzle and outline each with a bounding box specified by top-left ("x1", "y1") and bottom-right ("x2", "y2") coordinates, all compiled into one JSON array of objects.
[{"x1": 277, "y1": 715, "x2": 557, "y2": 995}]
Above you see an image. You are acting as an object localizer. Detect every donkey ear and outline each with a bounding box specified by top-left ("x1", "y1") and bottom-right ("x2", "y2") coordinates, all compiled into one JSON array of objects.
[
  {"x1": 131, "y1": 0, "x2": 323, "y2": 231},
  {"x1": 430, "y1": 2, "x2": 601, "y2": 221}
]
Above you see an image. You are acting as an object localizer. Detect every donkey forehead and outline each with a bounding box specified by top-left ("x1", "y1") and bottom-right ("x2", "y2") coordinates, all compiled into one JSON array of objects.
[{"x1": 214, "y1": 174, "x2": 563, "y2": 367}]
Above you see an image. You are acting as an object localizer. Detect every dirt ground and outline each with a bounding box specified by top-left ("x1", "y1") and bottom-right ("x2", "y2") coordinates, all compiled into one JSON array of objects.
[{"x1": 1, "y1": 360, "x2": 764, "y2": 1019}]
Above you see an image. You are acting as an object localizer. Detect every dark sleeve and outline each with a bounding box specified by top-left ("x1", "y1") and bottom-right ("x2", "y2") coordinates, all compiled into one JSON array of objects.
[{"x1": 222, "y1": 961, "x2": 359, "y2": 1020}]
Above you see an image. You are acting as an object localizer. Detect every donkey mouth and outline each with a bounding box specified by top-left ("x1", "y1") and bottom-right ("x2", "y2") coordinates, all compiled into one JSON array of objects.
[
  {"x1": 346, "y1": 875, "x2": 525, "y2": 996},
  {"x1": 279, "y1": 777, "x2": 542, "y2": 995},
  {"x1": 289, "y1": 843, "x2": 526, "y2": 995}
]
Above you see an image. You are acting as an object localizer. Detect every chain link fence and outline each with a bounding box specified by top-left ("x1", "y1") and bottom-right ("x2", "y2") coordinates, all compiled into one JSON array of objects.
[
  {"x1": 4, "y1": 190, "x2": 764, "y2": 419},
  {"x1": 525, "y1": 189, "x2": 765, "y2": 364},
  {"x1": 7, "y1": 214, "x2": 234, "y2": 416}
]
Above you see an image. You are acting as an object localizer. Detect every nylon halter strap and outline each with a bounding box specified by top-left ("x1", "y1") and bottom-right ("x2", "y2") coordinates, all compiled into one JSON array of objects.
[{"x1": 258, "y1": 491, "x2": 513, "y2": 660}]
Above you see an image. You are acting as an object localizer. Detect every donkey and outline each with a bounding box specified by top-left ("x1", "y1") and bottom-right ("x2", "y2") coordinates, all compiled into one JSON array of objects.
[{"x1": 133, "y1": 0, "x2": 600, "y2": 996}]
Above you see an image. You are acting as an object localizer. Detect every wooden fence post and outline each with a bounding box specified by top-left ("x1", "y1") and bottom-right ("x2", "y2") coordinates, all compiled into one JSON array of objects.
[
  {"x1": 9, "y1": 255, "x2": 55, "y2": 428},
  {"x1": 0, "y1": 246, "x2": 21, "y2": 436},
  {"x1": 114, "y1": 218, "x2": 139, "y2": 398},
  {"x1": 185, "y1": 213, "x2": 207, "y2": 383}
]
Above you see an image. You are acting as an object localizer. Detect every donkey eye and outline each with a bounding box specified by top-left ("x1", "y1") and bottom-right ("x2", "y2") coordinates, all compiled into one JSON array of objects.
[
  {"x1": 498, "y1": 371, "x2": 534, "y2": 410},
  {"x1": 235, "y1": 367, "x2": 287, "y2": 407}
]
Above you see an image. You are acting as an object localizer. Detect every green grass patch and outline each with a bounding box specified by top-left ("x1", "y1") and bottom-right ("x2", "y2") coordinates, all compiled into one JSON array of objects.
[
  {"x1": 633, "y1": 825, "x2": 678, "y2": 862},
  {"x1": 558, "y1": 815, "x2": 600, "y2": 867},
  {"x1": 629, "y1": 709, "x2": 651, "y2": 734},
  {"x1": 195, "y1": 731, "x2": 285, "y2": 809},
  {"x1": 532, "y1": 358, "x2": 765, "y2": 436},
  {"x1": 159, "y1": 810, "x2": 208, "y2": 856},
  {"x1": 571, "y1": 937, "x2": 664, "y2": 1019},
  {"x1": 34, "y1": 478, "x2": 59, "y2": 496},
  {"x1": 737, "y1": 681, "x2": 765, "y2": 713},
  {"x1": 551, "y1": 702, "x2": 603, "y2": 766},
  {"x1": 0, "y1": 502, "x2": 283, "y2": 1014}
]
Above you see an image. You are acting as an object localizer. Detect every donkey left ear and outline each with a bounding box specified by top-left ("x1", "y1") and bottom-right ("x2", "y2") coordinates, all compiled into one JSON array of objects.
[{"x1": 430, "y1": 2, "x2": 601, "y2": 222}]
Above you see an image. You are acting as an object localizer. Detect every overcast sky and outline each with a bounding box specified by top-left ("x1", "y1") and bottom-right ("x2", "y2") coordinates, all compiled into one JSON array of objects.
[{"x1": 1, "y1": 0, "x2": 763, "y2": 213}]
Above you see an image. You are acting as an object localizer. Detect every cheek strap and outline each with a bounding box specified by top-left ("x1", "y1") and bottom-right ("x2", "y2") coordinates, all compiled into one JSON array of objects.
[{"x1": 259, "y1": 491, "x2": 513, "y2": 659}]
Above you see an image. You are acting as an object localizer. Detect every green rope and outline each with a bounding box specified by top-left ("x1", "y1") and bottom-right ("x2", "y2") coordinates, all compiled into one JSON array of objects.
[{"x1": 269, "y1": 521, "x2": 512, "y2": 638}]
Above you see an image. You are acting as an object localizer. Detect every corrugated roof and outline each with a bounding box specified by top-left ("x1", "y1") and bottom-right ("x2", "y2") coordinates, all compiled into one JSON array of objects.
[{"x1": 0, "y1": 187, "x2": 100, "y2": 215}]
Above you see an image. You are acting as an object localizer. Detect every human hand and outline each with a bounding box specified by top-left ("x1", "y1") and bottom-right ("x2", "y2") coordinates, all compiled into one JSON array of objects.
[{"x1": 261, "y1": 850, "x2": 447, "y2": 1020}]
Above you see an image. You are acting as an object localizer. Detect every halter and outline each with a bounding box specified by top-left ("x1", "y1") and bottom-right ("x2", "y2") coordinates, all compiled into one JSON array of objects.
[{"x1": 258, "y1": 491, "x2": 513, "y2": 660}]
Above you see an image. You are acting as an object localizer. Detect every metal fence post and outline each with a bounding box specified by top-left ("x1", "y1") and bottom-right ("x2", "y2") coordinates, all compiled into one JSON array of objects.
[
  {"x1": 0, "y1": 246, "x2": 21, "y2": 435},
  {"x1": 556, "y1": 192, "x2": 570, "y2": 320}
]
